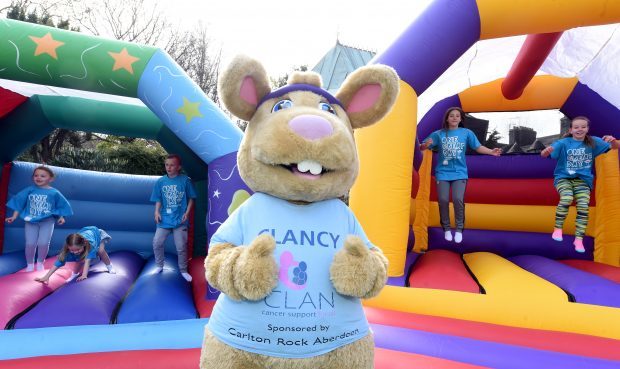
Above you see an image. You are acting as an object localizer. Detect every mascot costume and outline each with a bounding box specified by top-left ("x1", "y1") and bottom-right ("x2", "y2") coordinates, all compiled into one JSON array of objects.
[{"x1": 200, "y1": 55, "x2": 399, "y2": 369}]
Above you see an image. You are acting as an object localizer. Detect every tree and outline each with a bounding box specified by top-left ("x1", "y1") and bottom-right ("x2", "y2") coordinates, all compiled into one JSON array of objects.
[
  {"x1": 485, "y1": 128, "x2": 503, "y2": 149},
  {"x1": 68, "y1": 0, "x2": 225, "y2": 148},
  {"x1": 68, "y1": 0, "x2": 169, "y2": 46},
  {"x1": 6, "y1": 0, "x2": 223, "y2": 172},
  {"x1": 271, "y1": 65, "x2": 309, "y2": 88},
  {"x1": 1, "y1": 0, "x2": 75, "y2": 29},
  {"x1": 68, "y1": 0, "x2": 222, "y2": 101},
  {"x1": 167, "y1": 23, "x2": 222, "y2": 104}
]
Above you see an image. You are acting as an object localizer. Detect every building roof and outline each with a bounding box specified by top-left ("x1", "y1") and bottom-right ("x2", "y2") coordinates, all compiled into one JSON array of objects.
[{"x1": 312, "y1": 41, "x2": 375, "y2": 92}]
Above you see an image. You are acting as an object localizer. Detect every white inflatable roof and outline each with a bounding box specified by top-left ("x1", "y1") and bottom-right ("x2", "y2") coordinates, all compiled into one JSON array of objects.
[{"x1": 418, "y1": 24, "x2": 620, "y2": 120}]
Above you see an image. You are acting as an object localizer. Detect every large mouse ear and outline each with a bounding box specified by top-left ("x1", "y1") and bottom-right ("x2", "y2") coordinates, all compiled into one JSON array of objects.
[
  {"x1": 335, "y1": 65, "x2": 399, "y2": 129},
  {"x1": 218, "y1": 55, "x2": 272, "y2": 121}
]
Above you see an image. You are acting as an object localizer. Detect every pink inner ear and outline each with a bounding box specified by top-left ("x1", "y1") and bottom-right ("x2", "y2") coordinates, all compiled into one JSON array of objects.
[
  {"x1": 346, "y1": 84, "x2": 382, "y2": 113},
  {"x1": 240, "y1": 76, "x2": 258, "y2": 105}
]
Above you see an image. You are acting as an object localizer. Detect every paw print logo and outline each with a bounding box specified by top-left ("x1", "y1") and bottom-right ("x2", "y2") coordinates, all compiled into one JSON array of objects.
[
  {"x1": 292, "y1": 262, "x2": 307, "y2": 285},
  {"x1": 279, "y1": 251, "x2": 308, "y2": 290}
]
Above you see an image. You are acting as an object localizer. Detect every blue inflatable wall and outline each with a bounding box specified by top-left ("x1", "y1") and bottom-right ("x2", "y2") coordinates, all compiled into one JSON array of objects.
[{"x1": 3, "y1": 161, "x2": 184, "y2": 258}]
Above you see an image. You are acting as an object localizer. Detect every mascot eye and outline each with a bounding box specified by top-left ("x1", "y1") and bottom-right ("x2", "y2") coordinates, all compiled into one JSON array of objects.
[
  {"x1": 272, "y1": 99, "x2": 293, "y2": 113},
  {"x1": 319, "y1": 102, "x2": 336, "y2": 114}
]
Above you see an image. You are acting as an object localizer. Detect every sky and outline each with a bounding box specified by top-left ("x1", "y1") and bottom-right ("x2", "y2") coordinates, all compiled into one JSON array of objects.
[
  {"x1": 163, "y1": 0, "x2": 433, "y2": 76},
  {"x1": 3, "y1": 0, "x2": 604, "y2": 143},
  {"x1": 162, "y1": 0, "x2": 565, "y2": 142}
]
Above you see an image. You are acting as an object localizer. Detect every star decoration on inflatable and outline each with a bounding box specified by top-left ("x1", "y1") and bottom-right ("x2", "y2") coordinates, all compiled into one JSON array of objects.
[
  {"x1": 177, "y1": 97, "x2": 203, "y2": 123},
  {"x1": 29, "y1": 32, "x2": 64, "y2": 59},
  {"x1": 108, "y1": 48, "x2": 140, "y2": 74}
]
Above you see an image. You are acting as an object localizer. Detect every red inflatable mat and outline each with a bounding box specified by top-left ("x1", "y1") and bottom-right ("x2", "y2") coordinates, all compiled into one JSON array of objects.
[
  {"x1": 560, "y1": 259, "x2": 620, "y2": 284},
  {"x1": 365, "y1": 307, "x2": 620, "y2": 361},
  {"x1": 408, "y1": 249, "x2": 480, "y2": 293},
  {"x1": 429, "y1": 177, "x2": 596, "y2": 206},
  {"x1": 189, "y1": 256, "x2": 216, "y2": 318},
  {"x1": 0, "y1": 347, "x2": 488, "y2": 369}
]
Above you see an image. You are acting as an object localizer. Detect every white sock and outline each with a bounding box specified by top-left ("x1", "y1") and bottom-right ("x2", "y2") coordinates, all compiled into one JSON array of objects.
[
  {"x1": 154, "y1": 266, "x2": 163, "y2": 273},
  {"x1": 454, "y1": 232, "x2": 463, "y2": 244},
  {"x1": 36, "y1": 262, "x2": 45, "y2": 271},
  {"x1": 25, "y1": 264, "x2": 35, "y2": 272},
  {"x1": 444, "y1": 230, "x2": 453, "y2": 242},
  {"x1": 181, "y1": 272, "x2": 192, "y2": 282},
  {"x1": 106, "y1": 264, "x2": 116, "y2": 274}
]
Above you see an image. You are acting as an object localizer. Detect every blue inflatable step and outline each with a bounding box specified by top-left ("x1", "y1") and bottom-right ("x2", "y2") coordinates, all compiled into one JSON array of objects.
[
  {"x1": 114, "y1": 253, "x2": 197, "y2": 323},
  {"x1": 0, "y1": 250, "x2": 26, "y2": 276}
]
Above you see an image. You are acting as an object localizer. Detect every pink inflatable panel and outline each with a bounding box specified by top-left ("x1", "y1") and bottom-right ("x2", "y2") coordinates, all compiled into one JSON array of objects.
[{"x1": 0, "y1": 257, "x2": 72, "y2": 328}]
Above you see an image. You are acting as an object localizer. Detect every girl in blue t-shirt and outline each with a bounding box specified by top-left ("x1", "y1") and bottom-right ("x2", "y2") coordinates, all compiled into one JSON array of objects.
[
  {"x1": 420, "y1": 107, "x2": 501, "y2": 244},
  {"x1": 541, "y1": 116, "x2": 618, "y2": 253},
  {"x1": 35, "y1": 226, "x2": 116, "y2": 283},
  {"x1": 5, "y1": 166, "x2": 73, "y2": 272}
]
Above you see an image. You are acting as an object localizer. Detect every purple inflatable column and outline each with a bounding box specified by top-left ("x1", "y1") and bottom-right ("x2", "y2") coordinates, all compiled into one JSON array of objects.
[
  {"x1": 206, "y1": 151, "x2": 252, "y2": 241},
  {"x1": 205, "y1": 151, "x2": 252, "y2": 299}
]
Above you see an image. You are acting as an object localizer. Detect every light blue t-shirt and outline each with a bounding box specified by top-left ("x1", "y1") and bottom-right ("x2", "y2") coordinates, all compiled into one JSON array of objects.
[
  {"x1": 150, "y1": 174, "x2": 197, "y2": 229},
  {"x1": 424, "y1": 128, "x2": 481, "y2": 181},
  {"x1": 550, "y1": 136, "x2": 610, "y2": 189},
  {"x1": 54, "y1": 226, "x2": 111, "y2": 267},
  {"x1": 6, "y1": 186, "x2": 73, "y2": 223},
  {"x1": 207, "y1": 192, "x2": 373, "y2": 358}
]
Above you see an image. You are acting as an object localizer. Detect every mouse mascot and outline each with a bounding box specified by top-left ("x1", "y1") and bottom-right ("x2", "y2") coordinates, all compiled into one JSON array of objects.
[{"x1": 200, "y1": 55, "x2": 399, "y2": 369}]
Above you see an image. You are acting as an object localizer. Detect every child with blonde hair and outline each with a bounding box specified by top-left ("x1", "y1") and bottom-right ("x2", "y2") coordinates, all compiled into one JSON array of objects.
[
  {"x1": 35, "y1": 226, "x2": 116, "y2": 283},
  {"x1": 5, "y1": 166, "x2": 73, "y2": 272}
]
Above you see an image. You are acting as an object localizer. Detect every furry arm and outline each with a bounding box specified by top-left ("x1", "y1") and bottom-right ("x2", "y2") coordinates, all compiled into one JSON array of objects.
[
  {"x1": 329, "y1": 236, "x2": 389, "y2": 299},
  {"x1": 204, "y1": 234, "x2": 279, "y2": 301}
]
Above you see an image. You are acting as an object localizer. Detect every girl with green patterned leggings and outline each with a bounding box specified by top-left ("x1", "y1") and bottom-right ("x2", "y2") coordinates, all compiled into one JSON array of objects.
[{"x1": 541, "y1": 116, "x2": 618, "y2": 253}]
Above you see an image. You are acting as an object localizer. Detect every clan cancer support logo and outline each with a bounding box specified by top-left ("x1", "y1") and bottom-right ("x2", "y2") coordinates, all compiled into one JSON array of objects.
[{"x1": 279, "y1": 251, "x2": 308, "y2": 290}]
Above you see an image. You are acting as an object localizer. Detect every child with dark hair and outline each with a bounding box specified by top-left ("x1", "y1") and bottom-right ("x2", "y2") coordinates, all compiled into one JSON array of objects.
[
  {"x1": 541, "y1": 116, "x2": 618, "y2": 252},
  {"x1": 35, "y1": 226, "x2": 116, "y2": 283},
  {"x1": 151, "y1": 154, "x2": 197, "y2": 282},
  {"x1": 5, "y1": 166, "x2": 73, "y2": 272},
  {"x1": 420, "y1": 107, "x2": 501, "y2": 244}
]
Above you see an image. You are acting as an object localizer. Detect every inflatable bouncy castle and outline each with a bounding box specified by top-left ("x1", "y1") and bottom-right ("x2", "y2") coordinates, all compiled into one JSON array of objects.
[{"x1": 1, "y1": 0, "x2": 620, "y2": 367}]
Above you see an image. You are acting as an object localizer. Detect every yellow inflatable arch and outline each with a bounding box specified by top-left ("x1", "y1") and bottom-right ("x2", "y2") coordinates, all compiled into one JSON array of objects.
[{"x1": 351, "y1": 0, "x2": 620, "y2": 338}]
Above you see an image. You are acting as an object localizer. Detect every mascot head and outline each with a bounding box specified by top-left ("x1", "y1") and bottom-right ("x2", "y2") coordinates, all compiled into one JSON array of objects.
[{"x1": 219, "y1": 55, "x2": 399, "y2": 202}]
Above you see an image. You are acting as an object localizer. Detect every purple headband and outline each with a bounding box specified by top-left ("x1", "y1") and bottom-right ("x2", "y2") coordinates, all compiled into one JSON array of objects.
[{"x1": 257, "y1": 84, "x2": 343, "y2": 108}]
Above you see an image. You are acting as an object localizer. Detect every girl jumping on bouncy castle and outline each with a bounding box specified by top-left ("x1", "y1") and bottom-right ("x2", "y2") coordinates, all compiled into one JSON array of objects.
[
  {"x1": 419, "y1": 107, "x2": 501, "y2": 244},
  {"x1": 5, "y1": 166, "x2": 73, "y2": 272},
  {"x1": 35, "y1": 226, "x2": 116, "y2": 283},
  {"x1": 541, "y1": 116, "x2": 618, "y2": 253}
]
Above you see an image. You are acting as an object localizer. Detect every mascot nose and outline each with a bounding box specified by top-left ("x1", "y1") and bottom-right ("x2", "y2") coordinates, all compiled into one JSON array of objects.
[{"x1": 288, "y1": 115, "x2": 333, "y2": 140}]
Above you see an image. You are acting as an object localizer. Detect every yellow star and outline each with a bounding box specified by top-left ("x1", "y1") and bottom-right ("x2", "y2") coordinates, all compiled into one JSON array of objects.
[
  {"x1": 108, "y1": 47, "x2": 140, "y2": 74},
  {"x1": 177, "y1": 97, "x2": 203, "y2": 123},
  {"x1": 29, "y1": 32, "x2": 65, "y2": 59}
]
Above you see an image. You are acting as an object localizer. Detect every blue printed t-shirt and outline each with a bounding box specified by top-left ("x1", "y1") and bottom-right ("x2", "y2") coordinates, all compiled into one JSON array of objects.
[
  {"x1": 207, "y1": 192, "x2": 373, "y2": 358},
  {"x1": 54, "y1": 226, "x2": 111, "y2": 267},
  {"x1": 6, "y1": 186, "x2": 73, "y2": 223},
  {"x1": 550, "y1": 136, "x2": 611, "y2": 189},
  {"x1": 424, "y1": 128, "x2": 481, "y2": 181},
  {"x1": 150, "y1": 174, "x2": 197, "y2": 229}
]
